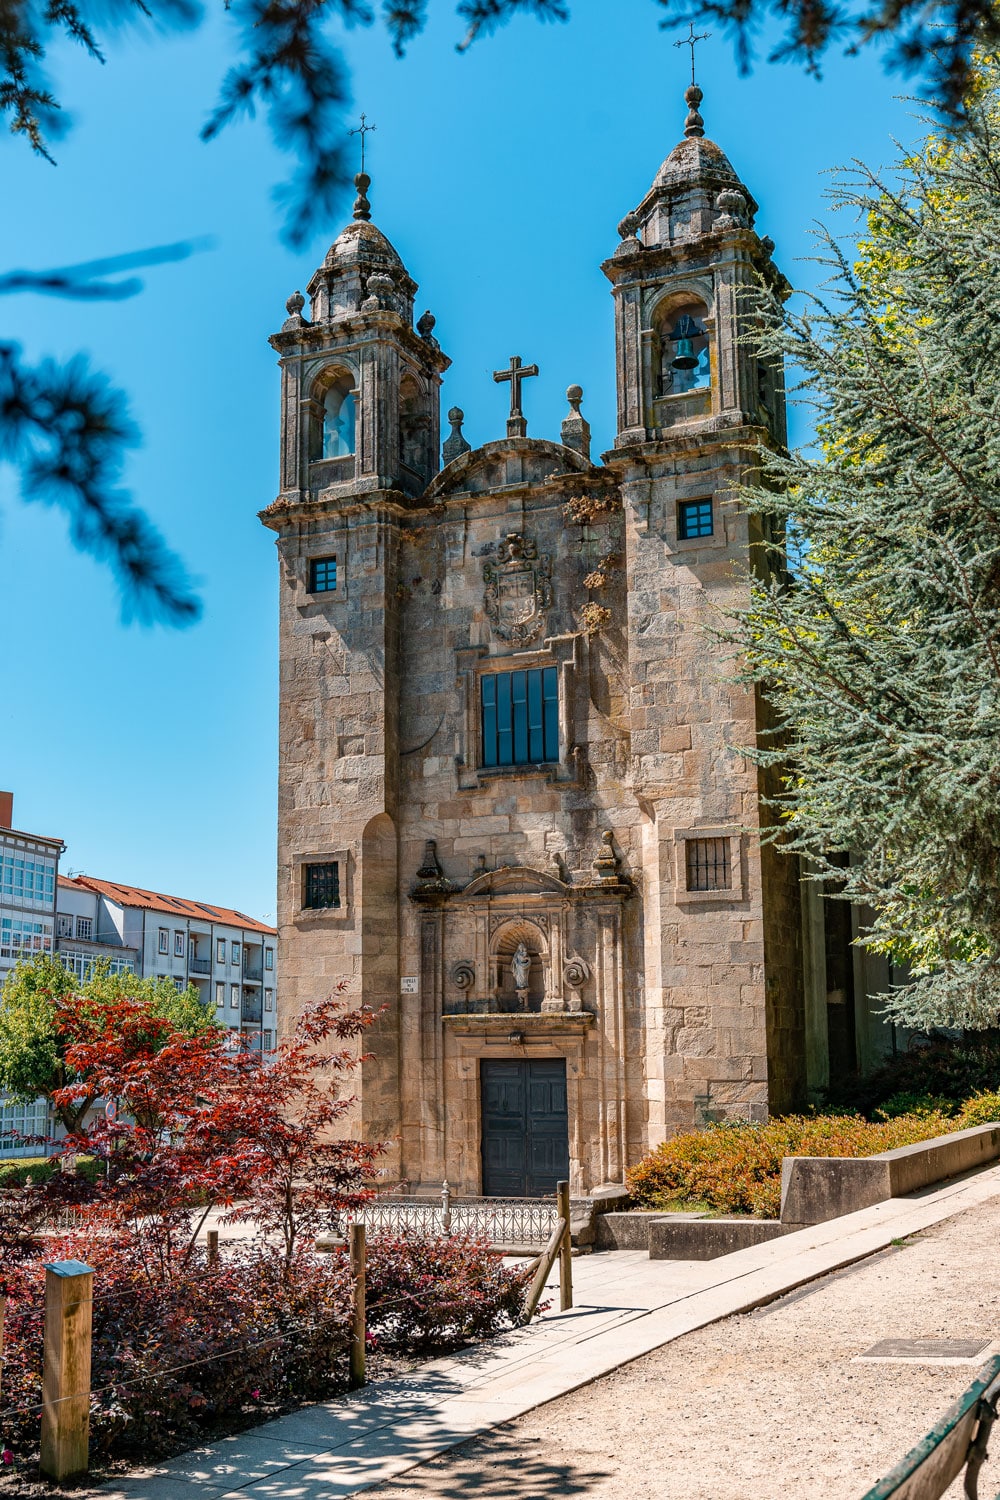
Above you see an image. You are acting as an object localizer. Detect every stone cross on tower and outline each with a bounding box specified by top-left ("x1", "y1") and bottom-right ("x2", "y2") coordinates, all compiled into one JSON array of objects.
[
  {"x1": 349, "y1": 112, "x2": 377, "y2": 173},
  {"x1": 493, "y1": 355, "x2": 539, "y2": 439}
]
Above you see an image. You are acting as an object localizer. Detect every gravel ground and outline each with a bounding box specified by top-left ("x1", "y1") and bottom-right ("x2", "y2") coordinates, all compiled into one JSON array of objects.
[{"x1": 364, "y1": 1196, "x2": 1000, "y2": 1500}]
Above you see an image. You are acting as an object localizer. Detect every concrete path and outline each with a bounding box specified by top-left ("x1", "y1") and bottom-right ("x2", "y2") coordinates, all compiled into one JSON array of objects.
[{"x1": 90, "y1": 1164, "x2": 1000, "y2": 1500}]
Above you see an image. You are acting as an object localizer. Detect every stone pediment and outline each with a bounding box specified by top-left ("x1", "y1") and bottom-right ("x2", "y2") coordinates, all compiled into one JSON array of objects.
[
  {"x1": 461, "y1": 864, "x2": 569, "y2": 900},
  {"x1": 424, "y1": 438, "x2": 598, "y2": 503}
]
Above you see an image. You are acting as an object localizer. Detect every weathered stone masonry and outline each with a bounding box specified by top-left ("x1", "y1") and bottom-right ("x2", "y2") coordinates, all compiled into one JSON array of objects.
[{"x1": 261, "y1": 89, "x2": 813, "y2": 1195}]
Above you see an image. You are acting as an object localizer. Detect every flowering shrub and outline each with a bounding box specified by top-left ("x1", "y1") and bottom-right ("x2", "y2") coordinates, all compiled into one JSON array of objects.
[
  {"x1": 626, "y1": 1112, "x2": 955, "y2": 1218},
  {"x1": 367, "y1": 1233, "x2": 528, "y2": 1353},
  {"x1": 956, "y1": 1091, "x2": 1000, "y2": 1128}
]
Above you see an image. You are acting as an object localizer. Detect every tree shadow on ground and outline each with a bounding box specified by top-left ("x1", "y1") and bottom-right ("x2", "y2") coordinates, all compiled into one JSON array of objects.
[{"x1": 359, "y1": 1428, "x2": 612, "y2": 1497}]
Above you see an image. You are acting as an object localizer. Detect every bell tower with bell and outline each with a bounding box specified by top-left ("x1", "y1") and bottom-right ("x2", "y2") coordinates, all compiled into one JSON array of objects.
[{"x1": 602, "y1": 70, "x2": 805, "y2": 1134}]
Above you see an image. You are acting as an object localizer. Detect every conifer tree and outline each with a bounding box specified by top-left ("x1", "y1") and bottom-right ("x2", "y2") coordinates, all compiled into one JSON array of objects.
[{"x1": 735, "y1": 67, "x2": 1000, "y2": 1029}]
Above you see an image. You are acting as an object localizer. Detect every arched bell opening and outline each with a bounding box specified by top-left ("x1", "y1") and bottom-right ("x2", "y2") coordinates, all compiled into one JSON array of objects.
[
  {"x1": 308, "y1": 367, "x2": 357, "y2": 462},
  {"x1": 654, "y1": 296, "x2": 711, "y2": 397}
]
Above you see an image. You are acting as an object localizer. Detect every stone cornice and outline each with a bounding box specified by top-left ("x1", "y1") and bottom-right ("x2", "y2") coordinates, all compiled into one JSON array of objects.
[{"x1": 269, "y1": 316, "x2": 451, "y2": 374}]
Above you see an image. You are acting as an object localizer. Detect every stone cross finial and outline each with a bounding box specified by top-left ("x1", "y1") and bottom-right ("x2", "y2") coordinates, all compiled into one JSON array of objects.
[
  {"x1": 353, "y1": 172, "x2": 372, "y2": 221},
  {"x1": 561, "y1": 384, "x2": 591, "y2": 461},
  {"x1": 493, "y1": 355, "x2": 539, "y2": 439},
  {"x1": 442, "y1": 407, "x2": 472, "y2": 464}
]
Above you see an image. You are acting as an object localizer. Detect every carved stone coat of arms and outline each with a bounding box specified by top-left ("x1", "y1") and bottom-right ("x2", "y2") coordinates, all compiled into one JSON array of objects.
[{"x1": 483, "y1": 533, "x2": 552, "y2": 646}]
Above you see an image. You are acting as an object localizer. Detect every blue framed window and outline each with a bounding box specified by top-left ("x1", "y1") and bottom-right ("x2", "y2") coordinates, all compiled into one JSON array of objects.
[
  {"x1": 309, "y1": 556, "x2": 337, "y2": 592},
  {"x1": 678, "y1": 498, "x2": 713, "y2": 539},
  {"x1": 481, "y1": 668, "x2": 559, "y2": 768}
]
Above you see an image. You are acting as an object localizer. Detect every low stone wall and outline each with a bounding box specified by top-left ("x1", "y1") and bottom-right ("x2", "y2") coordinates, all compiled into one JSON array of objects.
[
  {"x1": 780, "y1": 1123, "x2": 1000, "y2": 1228},
  {"x1": 648, "y1": 1218, "x2": 791, "y2": 1260},
  {"x1": 593, "y1": 1212, "x2": 668, "y2": 1251}
]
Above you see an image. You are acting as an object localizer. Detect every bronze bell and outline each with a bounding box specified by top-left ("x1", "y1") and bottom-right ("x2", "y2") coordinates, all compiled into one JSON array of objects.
[{"x1": 671, "y1": 337, "x2": 698, "y2": 371}]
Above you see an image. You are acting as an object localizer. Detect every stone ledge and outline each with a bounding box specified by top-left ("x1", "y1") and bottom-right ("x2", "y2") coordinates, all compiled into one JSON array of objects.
[
  {"x1": 442, "y1": 1012, "x2": 596, "y2": 1036},
  {"x1": 649, "y1": 1217, "x2": 791, "y2": 1260},
  {"x1": 780, "y1": 1123, "x2": 1000, "y2": 1228}
]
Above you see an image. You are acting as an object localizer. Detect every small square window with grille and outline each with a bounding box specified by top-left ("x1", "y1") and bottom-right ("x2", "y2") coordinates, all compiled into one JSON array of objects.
[
  {"x1": 685, "y1": 838, "x2": 731, "y2": 892},
  {"x1": 304, "y1": 862, "x2": 340, "y2": 910},
  {"x1": 309, "y1": 556, "x2": 337, "y2": 593},
  {"x1": 678, "y1": 498, "x2": 714, "y2": 540}
]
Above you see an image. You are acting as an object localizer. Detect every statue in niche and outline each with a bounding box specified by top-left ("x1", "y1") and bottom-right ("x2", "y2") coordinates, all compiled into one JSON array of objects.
[{"x1": 511, "y1": 942, "x2": 531, "y2": 1008}]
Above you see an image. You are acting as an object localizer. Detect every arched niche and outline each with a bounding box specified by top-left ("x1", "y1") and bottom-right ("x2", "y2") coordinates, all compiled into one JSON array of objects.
[
  {"x1": 308, "y1": 366, "x2": 357, "y2": 463},
  {"x1": 489, "y1": 918, "x2": 548, "y2": 1011},
  {"x1": 398, "y1": 369, "x2": 430, "y2": 482},
  {"x1": 653, "y1": 293, "x2": 712, "y2": 398}
]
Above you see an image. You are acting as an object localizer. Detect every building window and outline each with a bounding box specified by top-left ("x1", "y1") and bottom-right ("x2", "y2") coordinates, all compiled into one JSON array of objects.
[
  {"x1": 481, "y1": 667, "x2": 558, "y2": 769},
  {"x1": 309, "y1": 557, "x2": 337, "y2": 593},
  {"x1": 60, "y1": 950, "x2": 133, "y2": 982},
  {"x1": 56, "y1": 913, "x2": 73, "y2": 938},
  {"x1": 678, "y1": 498, "x2": 714, "y2": 540},
  {"x1": 303, "y1": 862, "x2": 340, "y2": 910},
  {"x1": 265, "y1": 947, "x2": 274, "y2": 971},
  {"x1": 685, "y1": 838, "x2": 731, "y2": 893},
  {"x1": 0, "y1": 849, "x2": 56, "y2": 910},
  {"x1": 215, "y1": 982, "x2": 225, "y2": 1008},
  {"x1": 216, "y1": 938, "x2": 226, "y2": 965},
  {"x1": 174, "y1": 978, "x2": 186, "y2": 993},
  {"x1": 231, "y1": 941, "x2": 241, "y2": 965},
  {"x1": 158, "y1": 928, "x2": 169, "y2": 955},
  {"x1": 174, "y1": 931, "x2": 185, "y2": 957},
  {"x1": 230, "y1": 985, "x2": 240, "y2": 1009},
  {"x1": 264, "y1": 989, "x2": 274, "y2": 1011},
  {"x1": 75, "y1": 916, "x2": 93, "y2": 941}
]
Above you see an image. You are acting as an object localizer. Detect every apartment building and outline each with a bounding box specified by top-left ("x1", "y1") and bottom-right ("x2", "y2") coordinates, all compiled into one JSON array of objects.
[
  {"x1": 57, "y1": 876, "x2": 278, "y2": 1050},
  {"x1": 0, "y1": 792, "x2": 64, "y2": 984}
]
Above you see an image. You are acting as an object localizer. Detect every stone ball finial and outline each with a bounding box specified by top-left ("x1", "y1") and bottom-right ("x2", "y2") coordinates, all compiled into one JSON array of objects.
[
  {"x1": 286, "y1": 289, "x2": 305, "y2": 317},
  {"x1": 448, "y1": 406, "x2": 464, "y2": 424},
  {"x1": 617, "y1": 211, "x2": 640, "y2": 241},
  {"x1": 417, "y1": 310, "x2": 436, "y2": 339},
  {"x1": 353, "y1": 171, "x2": 372, "y2": 221},
  {"x1": 684, "y1": 83, "x2": 705, "y2": 139},
  {"x1": 442, "y1": 406, "x2": 472, "y2": 464},
  {"x1": 566, "y1": 384, "x2": 583, "y2": 412}
]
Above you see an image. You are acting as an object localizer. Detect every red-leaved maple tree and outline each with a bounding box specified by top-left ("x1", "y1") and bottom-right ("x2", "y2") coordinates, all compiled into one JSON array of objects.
[{"x1": 50, "y1": 986, "x2": 385, "y2": 1280}]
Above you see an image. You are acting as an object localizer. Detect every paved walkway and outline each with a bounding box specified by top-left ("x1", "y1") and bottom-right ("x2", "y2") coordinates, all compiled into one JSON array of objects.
[{"x1": 90, "y1": 1164, "x2": 1000, "y2": 1500}]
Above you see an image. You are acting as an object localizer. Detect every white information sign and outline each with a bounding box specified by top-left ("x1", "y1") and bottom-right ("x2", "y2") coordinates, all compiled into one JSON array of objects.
[{"x1": 400, "y1": 977, "x2": 419, "y2": 994}]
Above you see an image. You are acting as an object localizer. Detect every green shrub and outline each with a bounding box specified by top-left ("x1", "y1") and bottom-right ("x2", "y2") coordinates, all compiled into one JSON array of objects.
[
  {"x1": 626, "y1": 1112, "x2": 953, "y2": 1218},
  {"x1": 873, "y1": 1092, "x2": 955, "y2": 1120},
  {"x1": 0, "y1": 1156, "x2": 100, "y2": 1188},
  {"x1": 827, "y1": 1034, "x2": 1000, "y2": 1116}
]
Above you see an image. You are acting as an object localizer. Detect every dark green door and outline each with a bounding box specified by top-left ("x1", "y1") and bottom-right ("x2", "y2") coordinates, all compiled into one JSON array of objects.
[{"x1": 480, "y1": 1059, "x2": 569, "y2": 1197}]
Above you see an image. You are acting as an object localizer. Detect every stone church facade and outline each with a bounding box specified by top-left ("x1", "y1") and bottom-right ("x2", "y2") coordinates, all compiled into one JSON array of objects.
[{"x1": 261, "y1": 85, "x2": 877, "y2": 1196}]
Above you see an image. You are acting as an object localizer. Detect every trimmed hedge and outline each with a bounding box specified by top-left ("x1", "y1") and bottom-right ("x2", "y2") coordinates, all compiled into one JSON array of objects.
[
  {"x1": 626, "y1": 1112, "x2": 960, "y2": 1218},
  {"x1": 0, "y1": 1156, "x2": 100, "y2": 1189}
]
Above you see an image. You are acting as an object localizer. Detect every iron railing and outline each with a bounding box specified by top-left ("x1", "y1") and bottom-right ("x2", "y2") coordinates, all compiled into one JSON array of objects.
[{"x1": 334, "y1": 1184, "x2": 558, "y2": 1249}]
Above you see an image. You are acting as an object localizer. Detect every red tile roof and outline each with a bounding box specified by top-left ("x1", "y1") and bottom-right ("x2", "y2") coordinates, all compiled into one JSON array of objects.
[{"x1": 63, "y1": 875, "x2": 276, "y2": 935}]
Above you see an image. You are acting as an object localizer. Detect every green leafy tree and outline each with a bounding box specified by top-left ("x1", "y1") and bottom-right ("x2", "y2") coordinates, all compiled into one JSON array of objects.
[
  {"x1": 0, "y1": 953, "x2": 216, "y2": 1132},
  {"x1": 732, "y1": 65, "x2": 1000, "y2": 1030}
]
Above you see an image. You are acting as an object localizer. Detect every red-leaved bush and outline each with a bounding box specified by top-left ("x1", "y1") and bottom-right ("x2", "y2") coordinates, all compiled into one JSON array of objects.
[{"x1": 0, "y1": 1234, "x2": 528, "y2": 1462}]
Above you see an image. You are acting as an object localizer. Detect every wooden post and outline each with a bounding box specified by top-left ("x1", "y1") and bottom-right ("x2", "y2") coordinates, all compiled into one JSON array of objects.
[
  {"x1": 557, "y1": 1180, "x2": 573, "y2": 1312},
  {"x1": 349, "y1": 1222, "x2": 366, "y2": 1390},
  {"x1": 40, "y1": 1259, "x2": 94, "y2": 1482},
  {"x1": 206, "y1": 1229, "x2": 219, "y2": 1266}
]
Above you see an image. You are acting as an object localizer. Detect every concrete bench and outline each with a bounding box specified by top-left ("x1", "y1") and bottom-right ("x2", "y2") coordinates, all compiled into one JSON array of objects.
[
  {"x1": 861, "y1": 1353, "x2": 1000, "y2": 1498},
  {"x1": 781, "y1": 1124, "x2": 1000, "y2": 1229}
]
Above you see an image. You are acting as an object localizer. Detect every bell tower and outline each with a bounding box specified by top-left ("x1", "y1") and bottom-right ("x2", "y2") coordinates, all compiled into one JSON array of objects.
[
  {"x1": 603, "y1": 82, "x2": 805, "y2": 1132},
  {"x1": 262, "y1": 172, "x2": 450, "y2": 1174}
]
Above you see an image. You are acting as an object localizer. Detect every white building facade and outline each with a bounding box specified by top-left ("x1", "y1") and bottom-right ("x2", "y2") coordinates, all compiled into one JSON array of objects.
[
  {"x1": 0, "y1": 792, "x2": 63, "y2": 984},
  {"x1": 56, "y1": 876, "x2": 279, "y2": 1050}
]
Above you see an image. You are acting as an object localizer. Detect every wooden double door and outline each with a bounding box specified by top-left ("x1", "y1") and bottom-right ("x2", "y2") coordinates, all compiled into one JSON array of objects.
[{"x1": 480, "y1": 1058, "x2": 569, "y2": 1198}]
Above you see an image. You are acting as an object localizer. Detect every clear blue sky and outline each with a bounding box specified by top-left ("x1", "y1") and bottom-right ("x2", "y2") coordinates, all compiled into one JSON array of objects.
[{"x1": 1, "y1": 0, "x2": 917, "y2": 922}]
